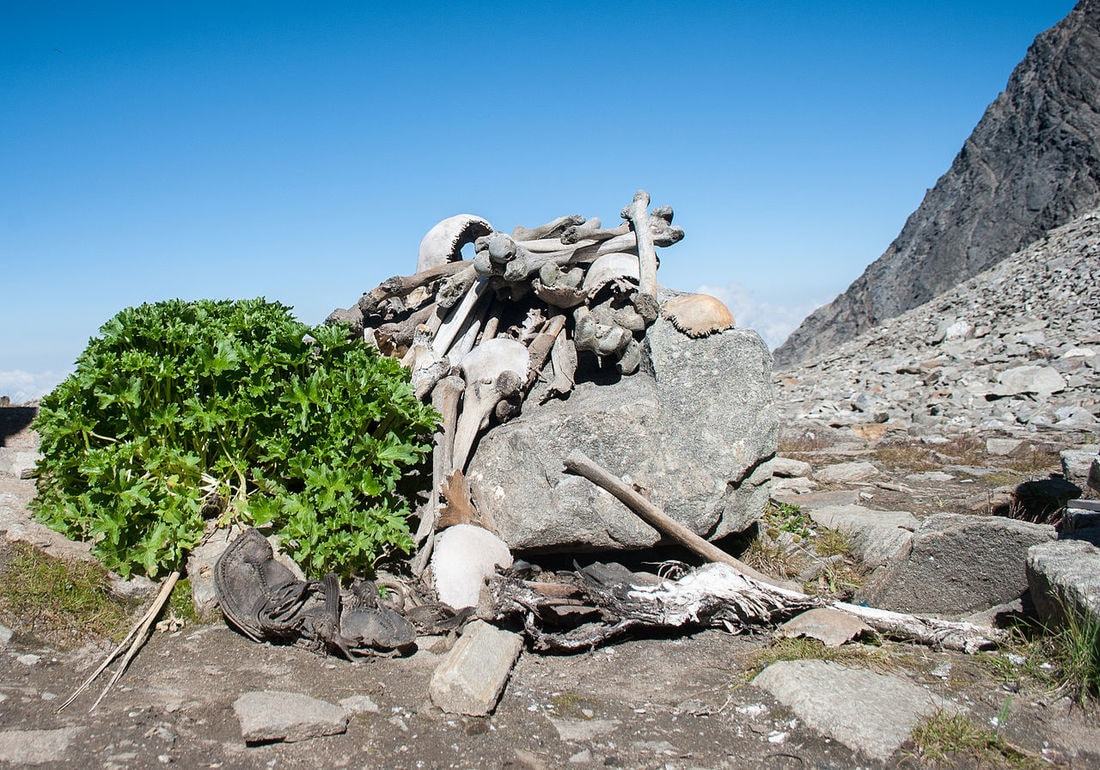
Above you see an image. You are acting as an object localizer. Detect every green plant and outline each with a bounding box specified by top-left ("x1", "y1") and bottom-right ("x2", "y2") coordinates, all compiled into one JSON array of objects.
[
  {"x1": 168, "y1": 577, "x2": 201, "y2": 624},
  {"x1": 32, "y1": 299, "x2": 437, "y2": 578},
  {"x1": 814, "y1": 527, "x2": 852, "y2": 557},
  {"x1": 909, "y1": 711, "x2": 1039, "y2": 769},
  {"x1": 0, "y1": 543, "x2": 135, "y2": 647},
  {"x1": 762, "y1": 501, "x2": 813, "y2": 541}
]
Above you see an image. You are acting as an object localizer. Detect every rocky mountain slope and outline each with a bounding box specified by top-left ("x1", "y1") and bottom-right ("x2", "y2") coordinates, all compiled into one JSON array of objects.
[
  {"x1": 777, "y1": 207, "x2": 1100, "y2": 433},
  {"x1": 775, "y1": 0, "x2": 1100, "y2": 367}
]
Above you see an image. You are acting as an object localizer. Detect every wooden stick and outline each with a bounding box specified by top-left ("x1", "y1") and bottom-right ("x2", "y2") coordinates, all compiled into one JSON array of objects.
[{"x1": 563, "y1": 451, "x2": 791, "y2": 588}]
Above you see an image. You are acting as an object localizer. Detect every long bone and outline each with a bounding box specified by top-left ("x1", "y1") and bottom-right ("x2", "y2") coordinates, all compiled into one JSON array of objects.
[
  {"x1": 432, "y1": 277, "x2": 490, "y2": 357},
  {"x1": 452, "y1": 338, "x2": 530, "y2": 473},
  {"x1": 518, "y1": 220, "x2": 685, "y2": 280},
  {"x1": 511, "y1": 214, "x2": 585, "y2": 242},
  {"x1": 542, "y1": 332, "x2": 578, "y2": 402},
  {"x1": 411, "y1": 375, "x2": 465, "y2": 575},
  {"x1": 418, "y1": 215, "x2": 493, "y2": 272},
  {"x1": 621, "y1": 190, "x2": 659, "y2": 300},
  {"x1": 359, "y1": 260, "x2": 469, "y2": 316}
]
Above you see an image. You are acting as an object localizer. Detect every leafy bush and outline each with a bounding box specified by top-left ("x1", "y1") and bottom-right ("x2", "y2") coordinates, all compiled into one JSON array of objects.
[{"x1": 32, "y1": 299, "x2": 437, "y2": 578}]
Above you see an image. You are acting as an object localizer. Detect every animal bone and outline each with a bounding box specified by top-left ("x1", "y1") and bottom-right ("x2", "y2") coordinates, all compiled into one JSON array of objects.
[
  {"x1": 432, "y1": 277, "x2": 490, "y2": 357},
  {"x1": 452, "y1": 338, "x2": 530, "y2": 472},
  {"x1": 662, "y1": 293, "x2": 735, "y2": 338},
  {"x1": 418, "y1": 215, "x2": 493, "y2": 272},
  {"x1": 447, "y1": 299, "x2": 487, "y2": 363},
  {"x1": 411, "y1": 376, "x2": 464, "y2": 574},
  {"x1": 358, "y1": 261, "x2": 469, "y2": 317},
  {"x1": 437, "y1": 265, "x2": 478, "y2": 310},
  {"x1": 574, "y1": 304, "x2": 632, "y2": 359},
  {"x1": 621, "y1": 190, "x2": 659, "y2": 300},
  {"x1": 533, "y1": 263, "x2": 587, "y2": 309},
  {"x1": 374, "y1": 302, "x2": 439, "y2": 354},
  {"x1": 582, "y1": 252, "x2": 640, "y2": 298},
  {"x1": 512, "y1": 214, "x2": 585, "y2": 242},
  {"x1": 524, "y1": 314, "x2": 567, "y2": 387},
  {"x1": 543, "y1": 332, "x2": 578, "y2": 402},
  {"x1": 559, "y1": 218, "x2": 615, "y2": 244}
]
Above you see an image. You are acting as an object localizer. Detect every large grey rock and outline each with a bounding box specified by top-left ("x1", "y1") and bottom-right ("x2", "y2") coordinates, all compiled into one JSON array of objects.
[
  {"x1": 429, "y1": 620, "x2": 523, "y2": 716},
  {"x1": 994, "y1": 365, "x2": 1066, "y2": 396},
  {"x1": 0, "y1": 728, "x2": 83, "y2": 765},
  {"x1": 430, "y1": 524, "x2": 512, "y2": 610},
  {"x1": 468, "y1": 320, "x2": 777, "y2": 551},
  {"x1": 1027, "y1": 539, "x2": 1100, "y2": 627},
  {"x1": 809, "y1": 505, "x2": 918, "y2": 566},
  {"x1": 814, "y1": 460, "x2": 878, "y2": 484},
  {"x1": 775, "y1": 0, "x2": 1100, "y2": 367},
  {"x1": 753, "y1": 660, "x2": 949, "y2": 761},
  {"x1": 1062, "y1": 446, "x2": 1100, "y2": 492},
  {"x1": 233, "y1": 691, "x2": 348, "y2": 743},
  {"x1": 857, "y1": 513, "x2": 1055, "y2": 614}
]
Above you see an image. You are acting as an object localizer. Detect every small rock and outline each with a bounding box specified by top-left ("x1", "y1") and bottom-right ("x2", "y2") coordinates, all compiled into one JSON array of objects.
[
  {"x1": 905, "y1": 471, "x2": 954, "y2": 483},
  {"x1": 986, "y1": 438, "x2": 1023, "y2": 456},
  {"x1": 338, "y1": 695, "x2": 380, "y2": 715},
  {"x1": 753, "y1": 660, "x2": 950, "y2": 762},
  {"x1": 431, "y1": 525, "x2": 513, "y2": 610},
  {"x1": 767, "y1": 457, "x2": 812, "y2": 478},
  {"x1": 1061, "y1": 447, "x2": 1099, "y2": 490},
  {"x1": 0, "y1": 728, "x2": 83, "y2": 765},
  {"x1": 771, "y1": 489, "x2": 862, "y2": 510},
  {"x1": 777, "y1": 607, "x2": 875, "y2": 647},
  {"x1": 429, "y1": 620, "x2": 522, "y2": 716},
  {"x1": 0, "y1": 624, "x2": 11, "y2": 648},
  {"x1": 232, "y1": 691, "x2": 348, "y2": 744},
  {"x1": 568, "y1": 748, "x2": 593, "y2": 763},
  {"x1": 993, "y1": 365, "x2": 1065, "y2": 397},
  {"x1": 815, "y1": 461, "x2": 878, "y2": 484},
  {"x1": 549, "y1": 718, "x2": 620, "y2": 742},
  {"x1": 16, "y1": 653, "x2": 41, "y2": 666},
  {"x1": 1027, "y1": 539, "x2": 1100, "y2": 627}
]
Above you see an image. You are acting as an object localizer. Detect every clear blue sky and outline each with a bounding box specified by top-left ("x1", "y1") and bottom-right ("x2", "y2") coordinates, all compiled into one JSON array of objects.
[{"x1": 0, "y1": 1, "x2": 1077, "y2": 400}]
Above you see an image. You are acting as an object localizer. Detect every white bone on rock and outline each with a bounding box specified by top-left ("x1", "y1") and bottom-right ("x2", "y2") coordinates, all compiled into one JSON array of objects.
[{"x1": 417, "y1": 215, "x2": 493, "y2": 273}]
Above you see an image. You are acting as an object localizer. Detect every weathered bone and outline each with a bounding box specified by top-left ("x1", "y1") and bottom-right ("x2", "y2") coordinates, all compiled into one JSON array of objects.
[
  {"x1": 524, "y1": 314, "x2": 567, "y2": 387},
  {"x1": 452, "y1": 338, "x2": 530, "y2": 472},
  {"x1": 543, "y1": 332, "x2": 578, "y2": 402},
  {"x1": 432, "y1": 277, "x2": 490, "y2": 357},
  {"x1": 533, "y1": 263, "x2": 587, "y2": 309},
  {"x1": 374, "y1": 302, "x2": 439, "y2": 353},
  {"x1": 447, "y1": 299, "x2": 488, "y2": 363},
  {"x1": 574, "y1": 304, "x2": 631, "y2": 359},
  {"x1": 437, "y1": 266, "x2": 478, "y2": 310},
  {"x1": 621, "y1": 190, "x2": 659, "y2": 300},
  {"x1": 418, "y1": 215, "x2": 493, "y2": 272},
  {"x1": 358, "y1": 261, "x2": 469, "y2": 317},
  {"x1": 662, "y1": 293, "x2": 735, "y2": 338},
  {"x1": 583, "y1": 252, "x2": 640, "y2": 297},
  {"x1": 411, "y1": 376, "x2": 464, "y2": 574},
  {"x1": 511, "y1": 214, "x2": 585, "y2": 242},
  {"x1": 559, "y1": 218, "x2": 614, "y2": 244}
]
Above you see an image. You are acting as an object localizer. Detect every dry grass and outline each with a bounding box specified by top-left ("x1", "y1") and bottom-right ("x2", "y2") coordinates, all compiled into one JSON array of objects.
[
  {"x1": 1002, "y1": 445, "x2": 1060, "y2": 476},
  {"x1": 742, "y1": 537, "x2": 805, "y2": 579},
  {"x1": 0, "y1": 543, "x2": 135, "y2": 648},
  {"x1": 814, "y1": 528, "x2": 853, "y2": 557},
  {"x1": 747, "y1": 637, "x2": 892, "y2": 677},
  {"x1": 908, "y1": 711, "x2": 1041, "y2": 769},
  {"x1": 874, "y1": 441, "x2": 941, "y2": 471},
  {"x1": 778, "y1": 432, "x2": 831, "y2": 455}
]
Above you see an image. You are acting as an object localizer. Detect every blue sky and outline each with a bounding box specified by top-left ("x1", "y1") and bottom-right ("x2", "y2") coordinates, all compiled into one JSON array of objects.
[{"x1": 0, "y1": 1, "x2": 1077, "y2": 400}]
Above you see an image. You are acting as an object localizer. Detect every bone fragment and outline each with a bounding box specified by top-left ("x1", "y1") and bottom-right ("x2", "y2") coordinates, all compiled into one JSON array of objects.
[
  {"x1": 621, "y1": 190, "x2": 659, "y2": 300},
  {"x1": 418, "y1": 215, "x2": 493, "y2": 272},
  {"x1": 452, "y1": 339, "x2": 530, "y2": 472},
  {"x1": 524, "y1": 314, "x2": 567, "y2": 387},
  {"x1": 432, "y1": 277, "x2": 490, "y2": 357},
  {"x1": 358, "y1": 261, "x2": 469, "y2": 317},
  {"x1": 543, "y1": 332, "x2": 577, "y2": 402},
  {"x1": 573, "y1": 304, "x2": 631, "y2": 359},
  {"x1": 511, "y1": 214, "x2": 585, "y2": 242},
  {"x1": 437, "y1": 266, "x2": 479, "y2": 310}
]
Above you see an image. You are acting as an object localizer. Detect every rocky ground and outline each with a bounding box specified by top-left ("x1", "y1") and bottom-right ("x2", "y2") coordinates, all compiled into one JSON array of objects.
[
  {"x1": 3, "y1": 408, "x2": 1100, "y2": 768},
  {"x1": 777, "y1": 208, "x2": 1100, "y2": 436}
]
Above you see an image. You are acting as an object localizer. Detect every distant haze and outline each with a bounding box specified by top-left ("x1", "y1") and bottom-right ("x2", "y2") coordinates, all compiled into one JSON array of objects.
[{"x1": 0, "y1": 1, "x2": 1076, "y2": 399}]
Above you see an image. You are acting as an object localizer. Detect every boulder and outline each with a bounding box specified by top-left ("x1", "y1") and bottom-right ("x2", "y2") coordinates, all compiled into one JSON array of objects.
[
  {"x1": 1061, "y1": 446, "x2": 1099, "y2": 492},
  {"x1": 467, "y1": 320, "x2": 777, "y2": 552},
  {"x1": 1027, "y1": 539, "x2": 1100, "y2": 627},
  {"x1": 856, "y1": 513, "x2": 1055, "y2": 614}
]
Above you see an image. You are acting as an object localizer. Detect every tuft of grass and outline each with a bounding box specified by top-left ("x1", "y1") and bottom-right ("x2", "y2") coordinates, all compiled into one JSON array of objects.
[
  {"x1": 814, "y1": 528, "x2": 852, "y2": 558},
  {"x1": 778, "y1": 433, "x2": 830, "y2": 454},
  {"x1": 748, "y1": 637, "x2": 887, "y2": 677},
  {"x1": 909, "y1": 711, "x2": 1040, "y2": 769},
  {"x1": 802, "y1": 560, "x2": 864, "y2": 598},
  {"x1": 167, "y1": 577, "x2": 201, "y2": 625},
  {"x1": 1002, "y1": 445, "x2": 1060, "y2": 476},
  {"x1": 0, "y1": 543, "x2": 135, "y2": 647},
  {"x1": 873, "y1": 441, "x2": 940, "y2": 471},
  {"x1": 981, "y1": 602, "x2": 1100, "y2": 704},
  {"x1": 743, "y1": 537, "x2": 805, "y2": 579}
]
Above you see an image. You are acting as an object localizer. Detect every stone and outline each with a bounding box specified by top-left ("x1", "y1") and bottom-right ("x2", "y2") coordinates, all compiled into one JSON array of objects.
[
  {"x1": 430, "y1": 524, "x2": 512, "y2": 610},
  {"x1": 753, "y1": 660, "x2": 949, "y2": 761},
  {"x1": 1027, "y1": 539, "x2": 1100, "y2": 627},
  {"x1": 0, "y1": 728, "x2": 83, "y2": 765},
  {"x1": 1091, "y1": 457, "x2": 1100, "y2": 494},
  {"x1": 429, "y1": 620, "x2": 523, "y2": 716},
  {"x1": 814, "y1": 461, "x2": 878, "y2": 484},
  {"x1": 776, "y1": 608, "x2": 874, "y2": 647},
  {"x1": 232, "y1": 691, "x2": 348, "y2": 744},
  {"x1": 993, "y1": 365, "x2": 1066, "y2": 397},
  {"x1": 771, "y1": 476, "x2": 815, "y2": 495},
  {"x1": 468, "y1": 320, "x2": 777, "y2": 551},
  {"x1": 905, "y1": 471, "x2": 954, "y2": 483},
  {"x1": 338, "y1": 695, "x2": 380, "y2": 715},
  {"x1": 549, "y1": 718, "x2": 620, "y2": 742},
  {"x1": 857, "y1": 513, "x2": 1055, "y2": 614},
  {"x1": 808, "y1": 505, "x2": 918, "y2": 566},
  {"x1": 0, "y1": 448, "x2": 40, "y2": 478},
  {"x1": 771, "y1": 489, "x2": 861, "y2": 510},
  {"x1": 0, "y1": 624, "x2": 11, "y2": 648},
  {"x1": 766, "y1": 457, "x2": 812, "y2": 478},
  {"x1": 986, "y1": 438, "x2": 1023, "y2": 456},
  {"x1": 1061, "y1": 447, "x2": 1099, "y2": 490}
]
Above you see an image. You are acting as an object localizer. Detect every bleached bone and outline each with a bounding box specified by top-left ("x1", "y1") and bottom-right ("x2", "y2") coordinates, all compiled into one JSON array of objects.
[
  {"x1": 359, "y1": 261, "x2": 469, "y2": 316},
  {"x1": 480, "y1": 313, "x2": 500, "y2": 344},
  {"x1": 374, "y1": 302, "x2": 439, "y2": 354},
  {"x1": 559, "y1": 218, "x2": 612, "y2": 244},
  {"x1": 662, "y1": 293, "x2": 735, "y2": 338},
  {"x1": 574, "y1": 304, "x2": 631, "y2": 359},
  {"x1": 511, "y1": 214, "x2": 585, "y2": 242},
  {"x1": 621, "y1": 190, "x2": 659, "y2": 299},
  {"x1": 525, "y1": 314, "x2": 567, "y2": 387},
  {"x1": 448, "y1": 299, "x2": 488, "y2": 363},
  {"x1": 418, "y1": 215, "x2": 493, "y2": 272},
  {"x1": 432, "y1": 277, "x2": 490, "y2": 357},
  {"x1": 411, "y1": 375, "x2": 465, "y2": 575},
  {"x1": 582, "y1": 252, "x2": 640, "y2": 297},
  {"x1": 543, "y1": 332, "x2": 578, "y2": 402},
  {"x1": 452, "y1": 338, "x2": 530, "y2": 472},
  {"x1": 533, "y1": 263, "x2": 587, "y2": 309},
  {"x1": 437, "y1": 266, "x2": 478, "y2": 310},
  {"x1": 514, "y1": 237, "x2": 597, "y2": 253}
]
